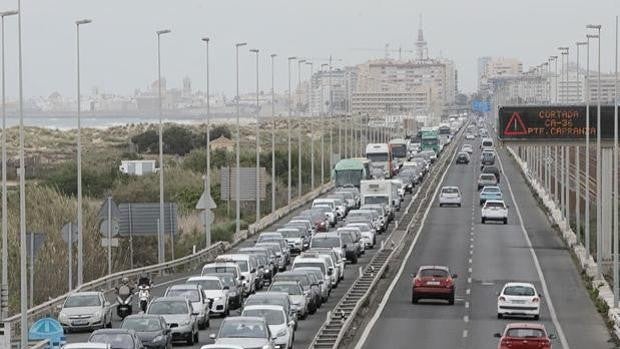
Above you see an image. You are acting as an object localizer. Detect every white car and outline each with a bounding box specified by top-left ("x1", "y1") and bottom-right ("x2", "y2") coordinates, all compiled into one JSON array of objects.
[
  {"x1": 439, "y1": 186, "x2": 462, "y2": 207},
  {"x1": 346, "y1": 222, "x2": 376, "y2": 249},
  {"x1": 57, "y1": 291, "x2": 112, "y2": 332},
  {"x1": 481, "y1": 200, "x2": 508, "y2": 224},
  {"x1": 461, "y1": 144, "x2": 473, "y2": 154},
  {"x1": 240, "y1": 305, "x2": 295, "y2": 349},
  {"x1": 465, "y1": 133, "x2": 475, "y2": 140},
  {"x1": 187, "y1": 276, "x2": 230, "y2": 316},
  {"x1": 497, "y1": 282, "x2": 540, "y2": 319},
  {"x1": 62, "y1": 344, "x2": 110, "y2": 349}
]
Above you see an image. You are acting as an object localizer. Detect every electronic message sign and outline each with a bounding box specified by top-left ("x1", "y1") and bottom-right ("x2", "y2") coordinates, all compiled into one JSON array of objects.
[{"x1": 498, "y1": 105, "x2": 617, "y2": 141}]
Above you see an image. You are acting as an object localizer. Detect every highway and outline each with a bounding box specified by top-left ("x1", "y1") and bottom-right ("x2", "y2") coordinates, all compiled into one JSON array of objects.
[
  {"x1": 63, "y1": 173, "x2": 421, "y2": 348},
  {"x1": 355, "y1": 126, "x2": 613, "y2": 349}
]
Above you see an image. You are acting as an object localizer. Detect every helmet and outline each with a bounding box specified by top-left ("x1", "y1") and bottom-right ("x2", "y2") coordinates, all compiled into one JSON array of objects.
[
  {"x1": 139, "y1": 272, "x2": 148, "y2": 279},
  {"x1": 121, "y1": 277, "x2": 129, "y2": 284}
]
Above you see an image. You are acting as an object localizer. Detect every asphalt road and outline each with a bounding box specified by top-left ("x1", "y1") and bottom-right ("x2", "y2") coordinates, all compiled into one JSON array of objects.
[
  {"x1": 63, "y1": 170, "x2": 421, "y2": 348},
  {"x1": 358, "y1": 128, "x2": 614, "y2": 349}
]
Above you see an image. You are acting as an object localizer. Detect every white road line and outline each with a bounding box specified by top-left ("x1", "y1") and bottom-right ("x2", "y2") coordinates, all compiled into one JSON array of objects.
[
  {"x1": 465, "y1": 301, "x2": 470, "y2": 309},
  {"x1": 468, "y1": 258, "x2": 472, "y2": 264},
  {"x1": 468, "y1": 267, "x2": 472, "y2": 273},
  {"x1": 463, "y1": 315, "x2": 469, "y2": 323},
  {"x1": 496, "y1": 147, "x2": 570, "y2": 349},
  {"x1": 466, "y1": 288, "x2": 471, "y2": 295},
  {"x1": 352, "y1": 135, "x2": 462, "y2": 349},
  {"x1": 467, "y1": 277, "x2": 472, "y2": 284},
  {"x1": 462, "y1": 329, "x2": 469, "y2": 338}
]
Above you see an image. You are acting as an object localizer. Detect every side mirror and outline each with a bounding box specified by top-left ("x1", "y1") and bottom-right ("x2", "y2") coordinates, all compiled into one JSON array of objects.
[
  {"x1": 289, "y1": 320, "x2": 295, "y2": 327},
  {"x1": 342, "y1": 244, "x2": 347, "y2": 249},
  {"x1": 56, "y1": 304, "x2": 63, "y2": 311},
  {"x1": 452, "y1": 274, "x2": 458, "y2": 279},
  {"x1": 192, "y1": 312, "x2": 200, "y2": 316},
  {"x1": 164, "y1": 328, "x2": 171, "y2": 335},
  {"x1": 250, "y1": 268, "x2": 256, "y2": 274},
  {"x1": 209, "y1": 333, "x2": 217, "y2": 340},
  {"x1": 493, "y1": 333, "x2": 502, "y2": 338},
  {"x1": 549, "y1": 334, "x2": 557, "y2": 340},
  {"x1": 327, "y1": 269, "x2": 333, "y2": 276},
  {"x1": 223, "y1": 285, "x2": 230, "y2": 290},
  {"x1": 240, "y1": 275, "x2": 246, "y2": 280}
]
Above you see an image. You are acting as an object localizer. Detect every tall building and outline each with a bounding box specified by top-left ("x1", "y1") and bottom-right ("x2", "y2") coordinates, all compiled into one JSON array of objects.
[
  {"x1": 415, "y1": 14, "x2": 428, "y2": 61},
  {"x1": 478, "y1": 57, "x2": 523, "y2": 93}
]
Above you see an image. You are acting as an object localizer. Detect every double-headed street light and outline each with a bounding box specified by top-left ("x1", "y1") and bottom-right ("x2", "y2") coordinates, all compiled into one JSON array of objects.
[
  {"x1": 75, "y1": 18, "x2": 92, "y2": 287},
  {"x1": 156, "y1": 28, "x2": 171, "y2": 264},
  {"x1": 297, "y1": 59, "x2": 306, "y2": 197},
  {"x1": 557, "y1": 47, "x2": 569, "y2": 104},
  {"x1": 201, "y1": 37, "x2": 211, "y2": 247},
  {"x1": 0, "y1": 9, "x2": 17, "y2": 321},
  {"x1": 270, "y1": 53, "x2": 277, "y2": 213},
  {"x1": 287, "y1": 56, "x2": 296, "y2": 205},
  {"x1": 320, "y1": 63, "x2": 328, "y2": 184},
  {"x1": 306, "y1": 61, "x2": 314, "y2": 190},
  {"x1": 235, "y1": 42, "x2": 247, "y2": 235},
  {"x1": 250, "y1": 48, "x2": 260, "y2": 222}
]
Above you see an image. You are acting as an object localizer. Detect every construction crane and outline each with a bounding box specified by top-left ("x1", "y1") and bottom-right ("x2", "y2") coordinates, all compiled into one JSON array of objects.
[{"x1": 350, "y1": 44, "x2": 414, "y2": 60}]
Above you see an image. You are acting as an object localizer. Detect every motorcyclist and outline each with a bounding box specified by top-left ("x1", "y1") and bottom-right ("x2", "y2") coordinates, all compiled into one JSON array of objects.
[
  {"x1": 137, "y1": 273, "x2": 151, "y2": 288},
  {"x1": 116, "y1": 277, "x2": 134, "y2": 298}
]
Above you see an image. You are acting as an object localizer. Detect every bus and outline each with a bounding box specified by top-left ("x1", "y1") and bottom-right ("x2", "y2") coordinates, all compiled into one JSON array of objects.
[
  {"x1": 333, "y1": 158, "x2": 369, "y2": 188},
  {"x1": 389, "y1": 139, "x2": 408, "y2": 168},
  {"x1": 420, "y1": 128, "x2": 440, "y2": 154},
  {"x1": 365, "y1": 143, "x2": 393, "y2": 179}
]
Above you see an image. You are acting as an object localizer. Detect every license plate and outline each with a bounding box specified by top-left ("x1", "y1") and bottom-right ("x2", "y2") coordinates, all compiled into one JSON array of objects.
[
  {"x1": 427, "y1": 281, "x2": 440, "y2": 286},
  {"x1": 512, "y1": 300, "x2": 526, "y2": 304},
  {"x1": 72, "y1": 320, "x2": 88, "y2": 325}
]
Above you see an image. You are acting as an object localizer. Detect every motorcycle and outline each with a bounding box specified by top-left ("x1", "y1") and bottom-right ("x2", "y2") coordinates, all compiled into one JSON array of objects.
[
  {"x1": 116, "y1": 284, "x2": 133, "y2": 320},
  {"x1": 137, "y1": 285, "x2": 150, "y2": 312}
]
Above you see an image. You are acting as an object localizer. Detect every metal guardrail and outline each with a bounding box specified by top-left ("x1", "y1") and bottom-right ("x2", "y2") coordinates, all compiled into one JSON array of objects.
[
  {"x1": 308, "y1": 126, "x2": 463, "y2": 348},
  {"x1": 4, "y1": 181, "x2": 334, "y2": 338}
]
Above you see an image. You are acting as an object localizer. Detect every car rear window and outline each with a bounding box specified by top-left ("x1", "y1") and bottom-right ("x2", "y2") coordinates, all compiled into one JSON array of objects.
[
  {"x1": 480, "y1": 174, "x2": 496, "y2": 181},
  {"x1": 484, "y1": 187, "x2": 500, "y2": 193},
  {"x1": 485, "y1": 201, "x2": 505, "y2": 208},
  {"x1": 442, "y1": 188, "x2": 459, "y2": 194},
  {"x1": 506, "y1": 328, "x2": 545, "y2": 338},
  {"x1": 419, "y1": 269, "x2": 448, "y2": 278},
  {"x1": 504, "y1": 285, "x2": 535, "y2": 296}
]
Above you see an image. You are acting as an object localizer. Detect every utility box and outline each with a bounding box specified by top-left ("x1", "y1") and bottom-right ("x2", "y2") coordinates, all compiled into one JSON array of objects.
[{"x1": 119, "y1": 160, "x2": 157, "y2": 176}]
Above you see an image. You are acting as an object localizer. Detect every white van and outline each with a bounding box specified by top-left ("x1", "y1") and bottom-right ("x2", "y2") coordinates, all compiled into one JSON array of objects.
[{"x1": 481, "y1": 137, "x2": 494, "y2": 150}]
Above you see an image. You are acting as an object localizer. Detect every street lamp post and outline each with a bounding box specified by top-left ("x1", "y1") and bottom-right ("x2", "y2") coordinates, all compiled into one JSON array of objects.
[
  {"x1": 287, "y1": 56, "x2": 296, "y2": 205},
  {"x1": 156, "y1": 29, "x2": 171, "y2": 264},
  {"x1": 321, "y1": 63, "x2": 328, "y2": 184},
  {"x1": 587, "y1": 24, "x2": 602, "y2": 276},
  {"x1": 306, "y1": 61, "x2": 315, "y2": 190},
  {"x1": 75, "y1": 18, "x2": 92, "y2": 286},
  {"x1": 0, "y1": 9, "x2": 17, "y2": 321},
  {"x1": 270, "y1": 54, "x2": 277, "y2": 213},
  {"x1": 201, "y1": 37, "x2": 211, "y2": 247},
  {"x1": 297, "y1": 59, "x2": 306, "y2": 197},
  {"x1": 558, "y1": 47, "x2": 568, "y2": 222},
  {"x1": 250, "y1": 48, "x2": 260, "y2": 222},
  {"x1": 235, "y1": 42, "x2": 247, "y2": 235},
  {"x1": 17, "y1": 0, "x2": 27, "y2": 345},
  {"x1": 614, "y1": 16, "x2": 619, "y2": 308},
  {"x1": 329, "y1": 58, "x2": 334, "y2": 171},
  {"x1": 585, "y1": 34, "x2": 595, "y2": 262}
]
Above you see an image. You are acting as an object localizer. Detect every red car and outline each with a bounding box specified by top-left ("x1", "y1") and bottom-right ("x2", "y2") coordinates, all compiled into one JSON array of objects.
[
  {"x1": 411, "y1": 265, "x2": 457, "y2": 304},
  {"x1": 494, "y1": 323, "x2": 556, "y2": 349}
]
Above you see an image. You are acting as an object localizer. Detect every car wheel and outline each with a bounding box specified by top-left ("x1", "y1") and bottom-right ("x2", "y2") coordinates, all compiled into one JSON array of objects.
[
  {"x1": 194, "y1": 331, "x2": 199, "y2": 344},
  {"x1": 186, "y1": 332, "x2": 194, "y2": 345},
  {"x1": 352, "y1": 255, "x2": 358, "y2": 264},
  {"x1": 481, "y1": 218, "x2": 485, "y2": 224},
  {"x1": 497, "y1": 313, "x2": 503, "y2": 319},
  {"x1": 439, "y1": 203, "x2": 443, "y2": 207},
  {"x1": 533, "y1": 314, "x2": 540, "y2": 320},
  {"x1": 225, "y1": 305, "x2": 230, "y2": 316},
  {"x1": 411, "y1": 295, "x2": 418, "y2": 304},
  {"x1": 457, "y1": 203, "x2": 461, "y2": 207},
  {"x1": 503, "y1": 218, "x2": 508, "y2": 225},
  {"x1": 448, "y1": 293, "x2": 455, "y2": 305}
]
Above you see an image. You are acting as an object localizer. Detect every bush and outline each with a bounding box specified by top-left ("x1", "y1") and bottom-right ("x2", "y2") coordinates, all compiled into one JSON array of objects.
[
  {"x1": 163, "y1": 125, "x2": 196, "y2": 155},
  {"x1": 131, "y1": 130, "x2": 158, "y2": 153},
  {"x1": 44, "y1": 160, "x2": 115, "y2": 197}
]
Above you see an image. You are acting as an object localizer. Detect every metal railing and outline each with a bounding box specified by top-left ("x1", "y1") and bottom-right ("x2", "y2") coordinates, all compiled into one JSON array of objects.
[{"x1": 4, "y1": 181, "x2": 334, "y2": 338}]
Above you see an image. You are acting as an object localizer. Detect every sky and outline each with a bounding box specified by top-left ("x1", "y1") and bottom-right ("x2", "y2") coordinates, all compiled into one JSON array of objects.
[{"x1": 1, "y1": 0, "x2": 619, "y2": 99}]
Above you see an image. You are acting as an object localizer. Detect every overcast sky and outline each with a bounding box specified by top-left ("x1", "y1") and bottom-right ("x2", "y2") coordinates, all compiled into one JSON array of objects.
[{"x1": 1, "y1": 0, "x2": 619, "y2": 99}]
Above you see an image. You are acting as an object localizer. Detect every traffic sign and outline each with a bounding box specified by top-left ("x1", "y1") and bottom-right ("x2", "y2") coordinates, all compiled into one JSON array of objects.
[
  {"x1": 498, "y1": 105, "x2": 617, "y2": 141},
  {"x1": 98, "y1": 197, "x2": 121, "y2": 220},
  {"x1": 100, "y1": 219, "x2": 120, "y2": 237},
  {"x1": 61, "y1": 222, "x2": 78, "y2": 244},
  {"x1": 196, "y1": 191, "x2": 217, "y2": 210},
  {"x1": 101, "y1": 238, "x2": 119, "y2": 248}
]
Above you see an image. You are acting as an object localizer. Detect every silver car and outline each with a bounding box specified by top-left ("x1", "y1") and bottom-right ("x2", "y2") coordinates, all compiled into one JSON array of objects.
[
  {"x1": 57, "y1": 291, "x2": 112, "y2": 332},
  {"x1": 163, "y1": 284, "x2": 210, "y2": 329},
  {"x1": 268, "y1": 281, "x2": 308, "y2": 320},
  {"x1": 146, "y1": 297, "x2": 200, "y2": 345}
]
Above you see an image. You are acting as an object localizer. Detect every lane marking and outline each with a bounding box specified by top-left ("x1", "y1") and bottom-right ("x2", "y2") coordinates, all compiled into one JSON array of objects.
[
  {"x1": 466, "y1": 288, "x2": 471, "y2": 295},
  {"x1": 463, "y1": 315, "x2": 469, "y2": 323},
  {"x1": 463, "y1": 329, "x2": 469, "y2": 338},
  {"x1": 468, "y1": 267, "x2": 472, "y2": 273},
  {"x1": 467, "y1": 277, "x2": 472, "y2": 284},
  {"x1": 465, "y1": 301, "x2": 470, "y2": 309},
  {"x1": 497, "y1": 147, "x2": 570, "y2": 349},
  {"x1": 353, "y1": 132, "x2": 463, "y2": 349}
]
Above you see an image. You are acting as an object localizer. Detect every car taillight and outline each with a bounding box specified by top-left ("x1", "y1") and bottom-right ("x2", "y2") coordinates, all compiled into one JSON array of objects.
[
  {"x1": 414, "y1": 278, "x2": 423, "y2": 287},
  {"x1": 444, "y1": 278, "x2": 453, "y2": 287},
  {"x1": 498, "y1": 296, "x2": 506, "y2": 301},
  {"x1": 532, "y1": 297, "x2": 540, "y2": 303}
]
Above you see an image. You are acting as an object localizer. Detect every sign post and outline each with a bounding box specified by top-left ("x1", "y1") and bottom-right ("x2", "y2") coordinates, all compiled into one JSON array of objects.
[{"x1": 196, "y1": 191, "x2": 217, "y2": 248}]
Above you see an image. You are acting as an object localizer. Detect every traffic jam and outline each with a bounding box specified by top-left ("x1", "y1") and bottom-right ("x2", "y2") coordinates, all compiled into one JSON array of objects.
[{"x1": 59, "y1": 118, "x2": 457, "y2": 349}]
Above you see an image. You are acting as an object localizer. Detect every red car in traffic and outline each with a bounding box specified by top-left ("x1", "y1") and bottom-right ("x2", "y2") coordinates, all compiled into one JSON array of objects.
[
  {"x1": 494, "y1": 323, "x2": 556, "y2": 349},
  {"x1": 411, "y1": 265, "x2": 456, "y2": 305}
]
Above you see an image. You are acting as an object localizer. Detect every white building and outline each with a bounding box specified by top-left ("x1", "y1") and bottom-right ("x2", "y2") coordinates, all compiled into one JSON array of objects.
[{"x1": 479, "y1": 57, "x2": 523, "y2": 93}]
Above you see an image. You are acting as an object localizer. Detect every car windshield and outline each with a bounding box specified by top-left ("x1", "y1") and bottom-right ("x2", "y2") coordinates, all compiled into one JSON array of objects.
[
  {"x1": 121, "y1": 318, "x2": 162, "y2": 332},
  {"x1": 276, "y1": 274, "x2": 309, "y2": 287},
  {"x1": 419, "y1": 269, "x2": 448, "y2": 278},
  {"x1": 203, "y1": 266, "x2": 238, "y2": 278},
  {"x1": 364, "y1": 196, "x2": 388, "y2": 205},
  {"x1": 269, "y1": 283, "x2": 302, "y2": 295},
  {"x1": 147, "y1": 301, "x2": 188, "y2": 315},
  {"x1": 504, "y1": 286, "x2": 535, "y2": 296},
  {"x1": 188, "y1": 279, "x2": 221, "y2": 290},
  {"x1": 218, "y1": 320, "x2": 268, "y2": 339},
  {"x1": 311, "y1": 237, "x2": 340, "y2": 248},
  {"x1": 242, "y1": 309, "x2": 285, "y2": 325},
  {"x1": 506, "y1": 328, "x2": 545, "y2": 338},
  {"x1": 442, "y1": 188, "x2": 459, "y2": 194},
  {"x1": 367, "y1": 153, "x2": 388, "y2": 162},
  {"x1": 65, "y1": 295, "x2": 101, "y2": 308},
  {"x1": 480, "y1": 175, "x2": 496, "y2": 181},
  {"x1": 245, "y1": 296, "x2": 286, "y2": 307},
  {"x1": 340, "y1": 234, "x2": 353, "y2": 244},
  {"x1": 165, "y1": 289, "x2": 200, "y2": 302},
  {"x1": 485, "y1": 201, "x2": 505, "y2": 208},
  {"x1": 294, "y1": 262, "x2": 325, "y2": 274},
  {"x1": 89, "y1": 334, "x2": 133, "y2": 349},
  {"x1": 279, "y1": 230, "x2": 302, "y2": 238}
]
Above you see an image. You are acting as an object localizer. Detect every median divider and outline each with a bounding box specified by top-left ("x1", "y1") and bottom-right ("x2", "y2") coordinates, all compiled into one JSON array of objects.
[{"x1": 4, "y1": 181, "x2": 334, "y2": 339}]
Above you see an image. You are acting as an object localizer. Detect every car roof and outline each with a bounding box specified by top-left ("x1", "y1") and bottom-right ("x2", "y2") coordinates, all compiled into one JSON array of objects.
[
  {"x1": 124, "y1": 314, "x2": 162, "y2": 320},
  {"x1": 442, "y1": 186, "x2": 459, "y2": 190},
  {"x1": 63, "y1": 344, "x2": 110, "y2": 349},
  {"x1": 91, "y1": 329, "x2": 136, "y2": 335},
  {"x1": 249, "y1": 291, "x2": 291, "y2": 298},
  {"x1": 482, "y1": 186, "x2": 500, "y2": 190},
  {"x1": 485, "y1": 200, "x2": 505, "y2": 204},
  {"x1": 242, "y1": 304, "x2": 285, "y2": 312},
  {"x1": 69, "y1": 291, "x2": 101, "y2": 297},
  {"x1": 151, "y1": 296, "x2": 189, "y2": 303},
  {"x1": 168, "y1": 283, "x2": 200, "y2": 289},
  {"x1": 200, "y1": 345, "x2": 245, "y2": 349},
  {"x1": 219, "y1": 254, "x2": 251, "y2": 260},
  {"x1": 418, "y1": 265, "x2": 450, "y2": 271},
  {"x1": 187, "y1": 275, "x2": 220, "y2": 281},
  {"x1": 502, "y1": 282, "x2": 536, "y2": 288},
  {"x1": 223, "y1": 316, "x2": 267, "y2": 324},
  {"x1": 313, "y1": 233, "x2": 340, "y2": 238}
]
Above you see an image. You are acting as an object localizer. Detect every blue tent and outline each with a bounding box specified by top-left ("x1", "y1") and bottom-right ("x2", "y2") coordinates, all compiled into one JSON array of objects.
[{"x1": 29, "y1": 318, "x2": 66, "y2": 349}]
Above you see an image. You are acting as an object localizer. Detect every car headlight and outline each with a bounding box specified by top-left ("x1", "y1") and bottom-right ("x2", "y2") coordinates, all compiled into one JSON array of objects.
[
  {"x1": 92, "y1": 310, "x2": 102, "y2": 319},
  {"x1": 152, "y1": 335, "x2": 165, "y2": 343},
  {"x1": 277, "y1": 328, "x2": 287, "y2": 337},
  {"x1": 58, "y1": 312, "x2": 67, "y2": 322},
  {"x1": 213, "y1": 297, "x2": 222, "y2": 301},
  {"x1": 180, "y1": 319, "x2": 191, "y2": 326}
]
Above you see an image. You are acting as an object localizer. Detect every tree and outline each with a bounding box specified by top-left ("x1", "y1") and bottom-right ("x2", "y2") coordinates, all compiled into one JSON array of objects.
[
  {"x1": 131, "y1": 130, "x2": 158, "y2": 154},
  {"x1": 163, "y1": 125, "x2": 196, "y2": 155}
]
